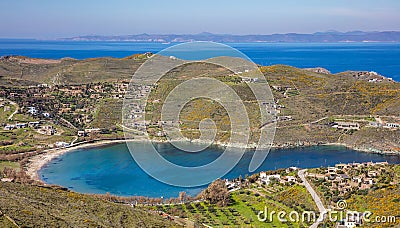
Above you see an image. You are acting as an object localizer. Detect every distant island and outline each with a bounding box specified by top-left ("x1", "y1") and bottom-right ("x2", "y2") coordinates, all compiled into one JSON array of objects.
[{"x1": 59, "y1": 31, "x2": 400, "y2": 43}]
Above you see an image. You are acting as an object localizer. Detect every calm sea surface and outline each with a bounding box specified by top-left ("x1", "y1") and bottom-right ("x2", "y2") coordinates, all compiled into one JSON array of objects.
[
  {"x1": 0, "y1": 40, "x2": 399, "y2": 81},
  {"x1": 39, "y1": 143, "x2": 400, "y2": 198}
]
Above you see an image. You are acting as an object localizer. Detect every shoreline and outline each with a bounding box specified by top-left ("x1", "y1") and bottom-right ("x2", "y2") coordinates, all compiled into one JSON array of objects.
[
  {"x1": 24, "y1": 138, "x2": 400, "y2": 185},
  {"x1": 25, "y1": 138, "x2": 144, "y2": 183}
]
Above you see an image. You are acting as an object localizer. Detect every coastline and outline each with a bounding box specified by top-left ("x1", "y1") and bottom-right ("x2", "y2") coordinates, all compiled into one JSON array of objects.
[
  {"x1": 25, "y1": 139, "x2": 144, "y2": 183},
  {"x1": 24, "y1": 137, "x2": 400, "y2": 184}
]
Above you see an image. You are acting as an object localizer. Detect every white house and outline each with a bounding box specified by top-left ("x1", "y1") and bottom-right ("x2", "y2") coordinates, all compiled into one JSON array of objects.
[
  {"x1": 261, "y1": 175, "x2": 281, "y2": 185},
  {"x1": 284, "y1": 176, "x2": 297, "y2": 183},
  {"x1": 3, "y1": 125, "x2": 15, "y2": 130},
  {"x1": 55, "y1": 142, "x2": 69, "y2": 148},
  {"x1": 27, "y1": 107, "x2": 38, "y2": 115},
  {"x1": 385, "y1": 123, "x2": 399, "y2": 129}
]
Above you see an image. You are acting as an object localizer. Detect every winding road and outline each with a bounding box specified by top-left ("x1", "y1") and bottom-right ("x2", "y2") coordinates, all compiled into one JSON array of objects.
[{"x1": 298, "y1": 169, "x2": 327, "y2": 228}]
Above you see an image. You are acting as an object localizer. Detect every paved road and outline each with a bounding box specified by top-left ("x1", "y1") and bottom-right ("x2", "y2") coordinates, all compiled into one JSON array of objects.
[{"x1": 298, "y1": 169, "x2": 327, "y2": 228}]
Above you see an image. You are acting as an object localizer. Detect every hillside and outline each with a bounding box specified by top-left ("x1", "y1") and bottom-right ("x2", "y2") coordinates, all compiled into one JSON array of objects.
[
  {"x1": 0, "y1": 182, "x2": 175, "y2": 227},
  {"x1": 0, "y1": 55, "x2": 399, "y2": 227},
  {"x1": 144, "y1": 61, "x2": 399, "y2": 152},
  {"x1": 0, "y1": 55, "x2": 399, "y2": 155}
]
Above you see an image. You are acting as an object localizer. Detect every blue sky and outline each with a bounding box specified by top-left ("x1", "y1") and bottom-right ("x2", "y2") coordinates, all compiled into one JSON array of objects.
[{"x1": 1, "y1": 0, "x2": 399, "y2": 38}]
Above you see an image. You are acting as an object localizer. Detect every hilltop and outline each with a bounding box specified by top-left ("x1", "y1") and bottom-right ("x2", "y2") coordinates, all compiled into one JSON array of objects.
[{"x1": 0, "y1": 54, "x2": 150, "y2": 86}]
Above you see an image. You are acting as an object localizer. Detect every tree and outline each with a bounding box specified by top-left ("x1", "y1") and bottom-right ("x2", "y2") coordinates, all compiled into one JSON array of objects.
[
  {"x1": 200, "y1": 179, "x2": 230, "y2": 207},
  {"x1": 179, "y1": 191, "x2": 187, "y2": 204}
]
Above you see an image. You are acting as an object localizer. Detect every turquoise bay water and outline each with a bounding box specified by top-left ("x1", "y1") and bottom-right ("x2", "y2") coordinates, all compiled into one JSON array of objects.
[
  {"x1": 40, "y1": 143, "x2": 400, "y2": 198},
  {"x1": 0, "y1": 40, "x2": 399, "y2": 81}
]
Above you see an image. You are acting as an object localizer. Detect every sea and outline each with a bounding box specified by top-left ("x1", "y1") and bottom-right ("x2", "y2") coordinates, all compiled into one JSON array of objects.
[
  {"x1": 39, "y1": 143, "x2": 400, "y2": 198},
  {"x1": 0, "y1": 40, "x2": 399, "y2": 81}
]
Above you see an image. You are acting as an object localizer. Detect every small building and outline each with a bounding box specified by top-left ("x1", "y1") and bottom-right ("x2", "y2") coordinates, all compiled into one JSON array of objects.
[
  {"x1": 28, "y1": 121, "x2": 41, "y2": 128},
  {"x1": 335, "y1": 164, "x2": 349, "y2": 169},
  {"x1": 385, "y1": 123, "x2": 399, "y2": 129},
  {"x1": 27, "y1": 107, "x2": 38, "y2": 115},
  {"x1": 55, "y1": 142, "x2": 69, "y2": 148},
  {"x1": 333, "y1": 122, "x2": 360, "y2": 130},
  {"x1": 241, "y1": 77, "x2": 259, "y2": 83},
  {"x1": 375, "y1": 161, "x2": 388, "y2": 166},
  {"x1": 77, "y1": 131, "x2": 86, "y2": 137},
  {"x1": 327, "y1": 167, "x2": 338, "y2": 174},
  {"x1": 277, "y1": 116, "x2": 292, "y2": 121},
  {"x1": 367, "y1": 171, "x2": 379, "y2": 178},
  {"x1": 39, "y1": 125, "x2": 55, "y2": 135},
  {"x1": 261, "y1": 174, "x2": 281, "y2": 185},
  {"x1": 307, "y1": 173, "x2": 326, "y2": 179},
  {"x1": 363, "y1": 178, "x2": 374, "y2": 185},
  {"x1": 1, "y1": 178, "x2": 14, "y2": 182},
  {"x1": 369, "y1": 122, "x2": 382, "y2": 128},
  {"x1": 3, "y1": 125, "x2": 15, "y2": 130},
  {"x1": 284, "y1": 176, "x2": 297, "y2": 183},
  {"x1": 15, "y1": 123, "x2": 28, "y2": 129},
  {"x1": 352, "y1": 176, "x2": 363, "y2": 183},
  {"x1": 84, "y1": 128, "x2": 101, "y2": 134},
  {"x1": 224, "y1": 179, "x2": 238, "y2": 190},
  {"x1": 286, "y1": 166, "x2": 298, "y2": 173}
]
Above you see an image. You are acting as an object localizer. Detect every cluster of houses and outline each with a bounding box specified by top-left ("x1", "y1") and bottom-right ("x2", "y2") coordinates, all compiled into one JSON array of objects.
[
  {"x1": 369, "y1": 121, "x2": 399, "y2": 129},
  {"x1": 1, "y1": 81, "x2": 142, "y2": 132},
  {"x1": 26, "y1": 106, "x2": 51, "y2": 118},
  {"x1": 262, "y1": 99, "x2": 289, "y2": 122},
  {"x1": 329, "y1": 119, "x2": 399, "y2": 132},
  {"x1": 258, "y1": 167, "x2": 299, "y2": 186},
  {"x1": 123, "y1": 84, "x2": 179, "y2": 135},
  {"x1": 350, "y1": 71, "x2": 394, "y2": 83},
  {"x1": 307, "y1": 161, "x2": 390, "y2": 196},
  {"x1": 3, "y1": 121, "x2": 56, "y2": 135},
  {"x1": 56, "y1": 82, "x2": 131, "y2": 99},
  {"x1": 77, "y1": 128, "x2": 101, "y2": 137},
  {"x1": 241, "y1": 76, "x2": 259, "y2": 83},
  {"x1": 0, "y1": 99, "x2": 10, "y2": 111},
  {"x1": 3, "y1": 120, "x2": 47, "y2": 130},
  {"x1": 224, "y1": 179, "x2": 241, "y2": 192},
  {"x1": 271, "y1": 85, "x2": 299, "y2": 98}
]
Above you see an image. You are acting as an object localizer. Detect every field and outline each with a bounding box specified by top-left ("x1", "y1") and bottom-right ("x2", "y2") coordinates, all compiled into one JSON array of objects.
[
  {"x1": 147, "y1": 180, "x2": 317, "y2": 227},
  {"x1": 0, "y1": 161, "x2": 19, "y2": 171}
]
